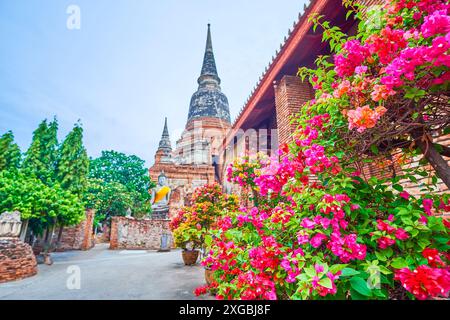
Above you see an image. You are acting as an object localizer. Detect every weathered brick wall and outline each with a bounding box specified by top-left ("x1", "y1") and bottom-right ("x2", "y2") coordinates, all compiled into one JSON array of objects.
[
  {"x1": 55, "y1": 209, "x2": 95, "y2": 251},
  {"x1": 0, "y1": 237, "x2": 37, "y2": 283},
  {"x1": 109, "y1": 216, "x2": 171, "y2": 250},
  {"x1": 274, "y1": 75, "x2": 315, "y2": 146}
]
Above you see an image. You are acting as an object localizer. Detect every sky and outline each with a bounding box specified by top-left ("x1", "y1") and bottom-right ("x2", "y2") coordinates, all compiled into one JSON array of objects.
[{"x1": 0, "y1": 0, "x2": 308, "y2": 166}]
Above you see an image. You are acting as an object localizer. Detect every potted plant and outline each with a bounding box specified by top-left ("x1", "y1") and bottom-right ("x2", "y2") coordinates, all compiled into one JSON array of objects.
[{"x1": 173, "y1": 223, "x2": 202, "y2": 265}]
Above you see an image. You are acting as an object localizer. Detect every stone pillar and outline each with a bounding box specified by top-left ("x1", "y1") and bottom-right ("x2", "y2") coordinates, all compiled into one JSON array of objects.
[
  {"x1": 0, "y1": 211, "x2": 37, "y2": 283},
  {"x1": 274, "y1": 75, "x2": 315, "y2": 146}
]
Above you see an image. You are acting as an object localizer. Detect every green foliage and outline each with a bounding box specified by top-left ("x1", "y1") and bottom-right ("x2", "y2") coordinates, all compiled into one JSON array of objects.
[
  {"x1": 84, "y1": 178, "x2": 134, "y2": 223},
  {"x1": 88, "y1": 150, "x2": 155, "y2": 220},
  {"x1": 0, "y1": 170, "x2": 85, "y2": 234},
  {"x1": 22, "y1": 118, "x2": 59, "y2": 185},
  {"x1": 0, "y1": 131, "x2": 21, "y2": 171},
  {"x1": 56, "y1": 123, "x2": 89, "y2": 196}
]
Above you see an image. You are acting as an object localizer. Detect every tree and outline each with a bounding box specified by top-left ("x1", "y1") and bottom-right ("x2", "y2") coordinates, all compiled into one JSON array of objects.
[
  {"x1": 84, "y1": 178, "x2": 134, "y2": 225},
  {"x1": 56, "y1": 122, "x2": 89, "y2": 196},
  {"x1": 0, "y1": 170, "x2": 84, "y2": 236},
  {"x1": 89, "y1": 150, "x2": 153, "y2": 195},
  {"x1": 22, "y1": 118, "x2": 59, "y2": 185},
  {"x1": 89, "y1": 151, "x2": 155, "y2": 215},
  {"x1": 0, "y1": 131, "x2": 21, "y2": 171}
]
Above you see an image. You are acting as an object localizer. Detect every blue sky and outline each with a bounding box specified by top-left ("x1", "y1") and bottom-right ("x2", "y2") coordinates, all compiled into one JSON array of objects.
[{"x1": 0, "y1": 0, "x2": 307, "y2": 166}]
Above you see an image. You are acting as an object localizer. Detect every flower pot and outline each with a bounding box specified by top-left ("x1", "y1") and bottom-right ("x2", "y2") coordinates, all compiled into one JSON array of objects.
[
  {"x1": 205, "y1": 268, "x2": 214, "y2": 285},
  {"x1": 182, "y1": 250, "x2": 199, "y2": 265}
]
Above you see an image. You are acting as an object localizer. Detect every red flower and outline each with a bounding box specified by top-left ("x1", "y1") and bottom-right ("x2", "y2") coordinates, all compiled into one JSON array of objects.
[
  {"x1": 422, "y1": 248, "x2": 446, "y2": 267},
  {"x1": 394, "y1": 266, "x2": 450, "y2": 300}
]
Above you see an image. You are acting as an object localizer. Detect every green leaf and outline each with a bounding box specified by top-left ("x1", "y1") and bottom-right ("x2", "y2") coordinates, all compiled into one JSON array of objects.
[
  {"x1": 319, "y1": 277, "x2": 333, "y2": 289},
  {"x1": 375, "y1": 251, "x2": 387, "y2": 261},
  {"x1": 204, "y1": 235, "x2": 212, "y2": 247},
  {"x1": 350, "y1": 277, "x2": 372, "y2": 297},
  {"x1": 329, "y1": 264, "x2": 347, "y2": 274},
  {"x1": 390, "y1": 257, "x2": 408, "y2": 269},
  {"x1": 370, "y1": 144, "x2": 379, "y2": 155},
  {"x1": 341, "y1": 268, "x2": 360, "y2": 277}
]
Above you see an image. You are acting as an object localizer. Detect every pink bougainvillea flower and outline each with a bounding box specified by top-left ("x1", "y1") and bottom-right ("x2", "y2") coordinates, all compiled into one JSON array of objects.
[
  {"x1": 395, "y1": 228, "x2": 410, "y2": 241},
  {"x1": 377, "y1": 236, "x2": 396, "y2": 249},
  {"x1": 423, "y1": 198, "x2": 434, "y2": 216},
  {"x1": 420, "y1": 10, "x2": 450, "y2": 38},
  {"x1": 399, "y1": 191, "x2": 410, "y2": 200},
  {"x1": 301, "y1": 217, "x2": 316, "y2": 229},
  {"x1": 419, "y1": 215, "x2": 429, "y2": 225},
  {"x1": 310, "y1": 233, "x2": 328, "y2": 248}
]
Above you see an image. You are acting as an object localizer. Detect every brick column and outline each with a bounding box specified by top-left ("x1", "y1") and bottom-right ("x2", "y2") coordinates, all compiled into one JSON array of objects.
[
  {"x1": 81, "y1": 209, "x2": 95, "y2": 250},
  {"x1": 274, "y1": 75, "x2": 314, "y2": 146},
  {"x1": 109, "y1": 217, "x2": 118, "y2": 250}
]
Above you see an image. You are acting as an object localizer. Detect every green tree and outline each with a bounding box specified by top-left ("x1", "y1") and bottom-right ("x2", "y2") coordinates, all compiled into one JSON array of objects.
[
  {"x1": 84, "y1": 178, "x2": 134, "y2": 226},
  {"x1": 56, "y1": 122, "x2": 89, "y2": 196},
  {"x1": 89, "y1": 151, "x2": 153, "y2": 195},
  {"x1": 0, "y1": 131, "x2": 21, "y2": 171},
  {"x1": 0, "y1": 170, "x2": 84, "y2": 236},
  {"x1": 89, "y1": 151, "x2": 155, "y2": 215},
  {"x1": 22, "y1": 118, "x2": 59, "y2": 185}
]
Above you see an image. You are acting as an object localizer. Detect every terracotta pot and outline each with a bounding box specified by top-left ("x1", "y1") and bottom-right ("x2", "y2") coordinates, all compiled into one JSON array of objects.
[
  {"x1": 205, "y1": 268, "x2": 214, "y2": 285},
  {"x1": 182, "y1": 250, "x2": 199, "y2": 265}
]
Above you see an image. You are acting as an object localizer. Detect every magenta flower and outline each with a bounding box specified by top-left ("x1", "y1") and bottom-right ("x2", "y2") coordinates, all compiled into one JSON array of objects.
[
  {"x1": 301, "y1": 217, "x2": 316, "y2": 229},
  {"x1": 310, "y1": 233, "x2": 328, "y2": 248},
  {"x1": 421, "y1": 10, "x2": 450, "y2": 38},
  {"x1": 395, "y1": 228, "x2": 410, "y2": 241},
  {"x1": 423, "y1": 198, "x2": 434, "y2": 216},
  {"x1": 399, "y1": 191, "x2": 410, "y2": 200}
]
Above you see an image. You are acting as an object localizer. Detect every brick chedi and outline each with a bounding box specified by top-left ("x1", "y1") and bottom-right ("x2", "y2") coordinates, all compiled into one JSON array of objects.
[
  {"x1": 149, "y1": 24, "x2": 231, "y2": 218},
  {"x1": 0, "y1": 211, "x2": 37, "y2": 283}
]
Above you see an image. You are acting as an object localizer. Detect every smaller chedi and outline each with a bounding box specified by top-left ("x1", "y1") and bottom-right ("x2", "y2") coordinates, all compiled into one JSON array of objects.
[
  {"x1": 0, "y1": 211, "x2": 37, "y2": 283},
  {"x1": 151, "y1": 171, "x2": 171, "y2": 219}
]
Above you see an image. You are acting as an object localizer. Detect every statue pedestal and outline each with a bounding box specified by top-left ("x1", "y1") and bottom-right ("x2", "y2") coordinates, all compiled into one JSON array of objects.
[{"x1": 151, "y1": 206, "x2": 169, "y2": 220}]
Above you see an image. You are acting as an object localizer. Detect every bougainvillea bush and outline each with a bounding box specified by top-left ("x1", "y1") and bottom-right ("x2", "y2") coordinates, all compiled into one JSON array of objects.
[
  {"x1": 196, "y1": 0, "x2": 450, "y2": 300},
  {"x1": 170, "y1": 184, "x2": 239, "y2": 251}
]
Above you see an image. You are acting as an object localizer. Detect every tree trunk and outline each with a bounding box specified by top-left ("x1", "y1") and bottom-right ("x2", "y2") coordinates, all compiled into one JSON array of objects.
[
  {"x1": 412, "y1": 130, "x2": 450, "y2": 189},
  {"x1": 57, "y1": 225, "x2": 64, "y2": 244}
]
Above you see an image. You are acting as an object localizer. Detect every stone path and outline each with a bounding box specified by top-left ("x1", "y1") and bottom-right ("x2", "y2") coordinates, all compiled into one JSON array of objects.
[{"x1": 0, "y1": 244, "x2": 211, "y2": 300}]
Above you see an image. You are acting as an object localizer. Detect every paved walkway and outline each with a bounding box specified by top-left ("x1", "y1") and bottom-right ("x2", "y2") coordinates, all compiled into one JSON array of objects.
[{"x1": 0, "y1": 244, "x2": 211, "y2": 300}]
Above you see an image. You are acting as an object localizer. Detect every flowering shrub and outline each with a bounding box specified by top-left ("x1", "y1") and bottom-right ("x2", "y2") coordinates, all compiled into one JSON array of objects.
[
  {"x1": 171, "y1": 184, "x2": 239, "y2": 250},
  {"x1": 195, "y1": 0, "x2": 450, "y2": 300}
]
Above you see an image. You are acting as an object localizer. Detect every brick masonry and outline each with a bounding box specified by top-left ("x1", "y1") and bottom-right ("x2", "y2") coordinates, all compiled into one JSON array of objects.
[
  {"x1": 109, "y1": 216, "x2": 172, "y2": 250},
  {"x1": 51, "y1": 209, "x2": 95, "y2": 252},
  {"x1": 274, "y1": 75, "x2": 315, "y2": 146},
  {"x1": 0, "y1": 237, "x2": 37, "y2": 283}
]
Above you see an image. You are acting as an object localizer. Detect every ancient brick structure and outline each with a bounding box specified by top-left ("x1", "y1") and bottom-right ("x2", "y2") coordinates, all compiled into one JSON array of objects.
[
  {"x1": 274, "y1": 75, "x2": 315, "y2": 146},
  {"x1": 0, "y1": 238, "x2": 37, "y2": 283},
  {"x1": 0, "y1": 211, "x2": 37, "y2": 283},
  {"x1": 53, "y1": 209, "x2": 95, "y2": 252},
  {"x1": 109, "y1": 216, "x2": 171, "y2": 250},
  {"x1": 149, "y1": 24, "x2": 231, "y2": 216}
]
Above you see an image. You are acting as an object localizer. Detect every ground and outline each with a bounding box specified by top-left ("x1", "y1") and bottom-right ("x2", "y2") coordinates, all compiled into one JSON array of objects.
[{"x1": 0, "y1": 244, "x2": 211, "y2": 300}]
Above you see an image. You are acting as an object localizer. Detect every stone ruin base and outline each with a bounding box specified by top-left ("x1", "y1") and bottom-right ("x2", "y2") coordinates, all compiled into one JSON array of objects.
[{"x1": 0, "y1": 237, "x2": 37, "y2": 283}]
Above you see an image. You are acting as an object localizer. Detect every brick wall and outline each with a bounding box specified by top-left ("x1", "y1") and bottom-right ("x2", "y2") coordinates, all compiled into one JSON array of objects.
[
  {"x1": 109, "y1": 216, "x2": 171, "y2": 250},
  {"x1": 0, "y1": 237, "x2": 37, "y2": 283},
  {"x1": 55, "y1": 209, "x2": 95, "y2": 251},
  {"x1": 274, "y1": 75, "x2": 315, "y2": 146}
]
